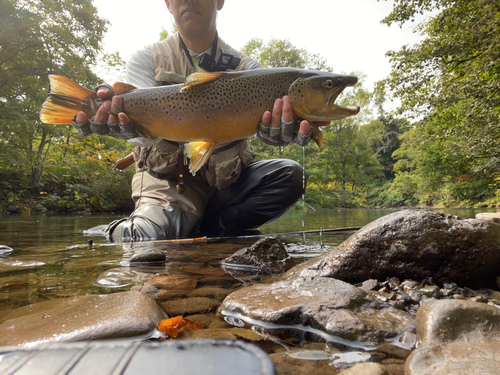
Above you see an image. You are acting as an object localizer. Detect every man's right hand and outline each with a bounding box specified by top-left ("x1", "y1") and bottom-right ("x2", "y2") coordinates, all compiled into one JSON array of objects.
[{"x1": 72, "y1": 85, "x2": 139, "y2": 139}]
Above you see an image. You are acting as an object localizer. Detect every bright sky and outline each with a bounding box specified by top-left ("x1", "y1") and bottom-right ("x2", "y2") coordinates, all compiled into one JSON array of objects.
[{"x1": 93, "y1": 0, "x2": 423, "y2": 91}]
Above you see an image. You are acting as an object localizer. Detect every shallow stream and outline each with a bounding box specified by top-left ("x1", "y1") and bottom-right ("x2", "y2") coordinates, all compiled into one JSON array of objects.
[
  {"x1": 1, "y1": 207, "x2": 499, "y2": 370},
  {"x1": 1, "y1": 207, "x2": 498, "y2": 316}
]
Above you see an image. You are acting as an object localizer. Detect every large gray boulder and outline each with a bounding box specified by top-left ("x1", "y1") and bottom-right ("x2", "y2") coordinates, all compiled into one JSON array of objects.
[
  {"x1": 285, "y1": 210, "x2": 500, "y2": 288},
  {"x1": 406, "y1": 299, "x2": 500, "y2": 374},
  {"x1": 0, "y1": 291, "x2": 167, "y2": 346},
  {"x1": 219, "y1": 276, "x2": 415, "y2": 345}
]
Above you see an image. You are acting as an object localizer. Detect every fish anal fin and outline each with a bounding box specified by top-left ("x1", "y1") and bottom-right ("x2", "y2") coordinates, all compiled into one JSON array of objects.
[
  {"x1": 180, "y1": 72, "x2": 225, "y2": 92},
  {"x1": 112, "y1": 82, "x2": 137, "y2": 95},
  {"x1": 309, "y1": 121, "x2": 324, "y2": 149},
  {"x1": 184, "y1": 142, "x2": 216, "y2": 174},
  {"x1": 293, "y1": 119, "x2": 324, "y2": 149}
]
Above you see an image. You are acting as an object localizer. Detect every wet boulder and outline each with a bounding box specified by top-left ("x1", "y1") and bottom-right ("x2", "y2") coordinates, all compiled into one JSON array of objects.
[
  {"x1": 221, "y1": 236, "x2": 288, "y2": 274},
  {"x1": 286, "y1": 210, "x2": 500, "y2": 289},
  {"x1": 406, "y1": 299, "x2": 500, "y2": 375},
  {"x1": 219, "y1": 276, "x2": 415, "y2": 345},
  {"x1": 476, "y1": 212, "x2": 500, "y2": 224},
  {"x1": 0, "y1": 291, "x2": 167, "y2": 346}
]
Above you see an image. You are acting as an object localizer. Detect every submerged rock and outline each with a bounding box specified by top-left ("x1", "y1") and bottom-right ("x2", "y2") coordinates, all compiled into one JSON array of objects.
[
  {"x1": 144, "y1": 274, "x2": 197, "y2": 291},
  {"x1": 0, "y1": 291, "x2": 167, "y2": 346},
  {"x1": 338, "y1": 362, "x2": 390, "y2": 375},
  {"x1": 219, "y1": 276, "x2": 415, "y2": 345},
  {"x1": 269, "y1": 351, "x2": 336, "y2": 375},
  {"x1": 285, "y1": 210, "x2": 500, "y2": 289},
  {"x1": 221, "y1": 236, "x2": 289, "y2": 274},
  {"x1": 406, "y1": 299, "x2": 500, "y2": 375},
  {"x1": 129, "y1": 249, "x2": 166, "y2": 266},
  {"x1": 160, "y1": 296, "x2": 221, "y2": 316}
]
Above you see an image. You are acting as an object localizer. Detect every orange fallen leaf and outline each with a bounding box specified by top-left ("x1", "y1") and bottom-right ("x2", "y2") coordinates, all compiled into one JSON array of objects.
[{"x1": 157, "y1": 316, "x2": 203, "y2": 338}]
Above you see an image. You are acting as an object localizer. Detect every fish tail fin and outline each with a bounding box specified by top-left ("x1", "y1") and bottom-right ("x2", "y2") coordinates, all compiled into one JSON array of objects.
[
  {"x1": 185, "y1": 142, "x2": 216, "y2": 174},
  {"x1": 309, "y1": 121, "x2": 324, "y2": 149},
  {"x1": 40, "y1": 75, "x2": 96, "y2": 124}
]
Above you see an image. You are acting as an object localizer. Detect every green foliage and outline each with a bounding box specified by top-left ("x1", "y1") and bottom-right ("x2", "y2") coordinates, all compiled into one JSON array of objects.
[
  {"x1": 93, "y1": 51, "x2": 126, "y2": 82},
  {"x1": 373, "y1": 0, "x2": 500, "y2": 208},
  {"x1": 241, "y1": 37, "x2": 332, "y2": 71},
  {"x1": 159, "y1": 25, "x2": 178, "y2": 41},
  {"x1": 380, "y1": 0, "x2": 500, "y2": 160},
  {"x1": 0, "y1": 0, "x2": 134, "y2": 213}
]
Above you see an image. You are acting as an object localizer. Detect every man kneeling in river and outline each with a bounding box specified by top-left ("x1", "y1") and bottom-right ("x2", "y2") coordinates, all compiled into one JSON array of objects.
[{"x1": 74, "y1": 0, "x2": 329, "y2": 241}]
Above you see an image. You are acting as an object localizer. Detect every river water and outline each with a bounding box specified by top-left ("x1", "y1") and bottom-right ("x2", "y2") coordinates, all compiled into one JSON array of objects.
[{"x1": 0, "y1": 207, "x2": 498, "y2": 321}]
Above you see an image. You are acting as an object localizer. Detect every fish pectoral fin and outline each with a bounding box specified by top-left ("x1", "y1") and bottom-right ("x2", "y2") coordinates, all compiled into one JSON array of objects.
[
  {"x1": 184, "y1": 142, "x2": 217, "y2": 174},
  {"x1": 112, "y1": 82, "x2": 137, "y2": 95},
  {"x1": 180, "y1": 72, "x2": 225, "y2": 92}
]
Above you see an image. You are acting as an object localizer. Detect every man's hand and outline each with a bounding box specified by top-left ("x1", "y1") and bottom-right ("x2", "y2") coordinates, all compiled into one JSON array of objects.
[
  {"x1": 257, "y1": 96, "x2": 330, "y2": 146},
  {"x1": 72, "y1": 85, "x2": 138, "y2": 139}
]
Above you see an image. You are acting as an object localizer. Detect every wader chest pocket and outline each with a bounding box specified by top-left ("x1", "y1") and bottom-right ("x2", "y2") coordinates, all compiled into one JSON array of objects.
[{"x1": 145, "y1": 140, "x2": 181, "y2": 176}]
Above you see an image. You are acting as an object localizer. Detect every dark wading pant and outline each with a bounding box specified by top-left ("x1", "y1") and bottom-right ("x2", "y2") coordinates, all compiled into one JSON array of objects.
[{"x1": 105, "y1": 159, "x2": 307, "y2": 241}]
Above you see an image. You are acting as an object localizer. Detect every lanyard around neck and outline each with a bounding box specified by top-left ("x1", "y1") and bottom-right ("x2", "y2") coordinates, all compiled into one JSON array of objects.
[{"x1": 178, "y1": 31, "x2": 218, "y2": 68}]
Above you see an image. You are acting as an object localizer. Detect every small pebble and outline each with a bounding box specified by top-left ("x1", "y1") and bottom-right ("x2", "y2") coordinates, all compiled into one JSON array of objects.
[
  {"x1": 468, "y1": 296, "x2": 487, "y2": 303},
  {"x1": 388, "y1": 277, "x2": 401, "y2": 289},
  {"x1": 490, "y1": 291, "x2": 500, "y2": 301},
  {"x1": 442, "y1": 282, "x2": 457, "y2": 289},
  {"x1": 390, "y1": 300, "x2": 406, "y2": 310},
  {"x1": 418, "y1": 285, "x2": 441, "y2": 298},
  {"x1": 408, "y1": 290, "x2": 422, "y2": 303},
  {"x1": 361, "y1": 279, "x2": 379, "y2": 292},
  {"x1": 453, "y1": 294, "x2": 465, "y2": 300},
  {"x1": 401, "y1": 279, "x2": 419, "y2": 292},
  {"x1": 440, "y1": 288, "x2": 454, "y2": 297}
]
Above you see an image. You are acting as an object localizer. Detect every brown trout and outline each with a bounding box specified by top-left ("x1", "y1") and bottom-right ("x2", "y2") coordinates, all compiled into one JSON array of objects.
[{"x1": 40, "y1": 68, "x2": 360, "y2": 173}]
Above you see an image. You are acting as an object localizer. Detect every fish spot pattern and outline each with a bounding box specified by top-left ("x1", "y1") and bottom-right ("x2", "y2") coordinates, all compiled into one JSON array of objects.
[{"x1": 122, "y1": 70, "x2": 306, "y2": 128}]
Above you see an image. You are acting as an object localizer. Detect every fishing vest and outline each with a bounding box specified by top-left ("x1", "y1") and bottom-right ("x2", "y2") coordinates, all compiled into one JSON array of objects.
[
  {"x1": 147, "y1": 32, "x2": 257, "y2": 81},
  {"x1": 135, "y1": 32, "x2": 257, "y2": 190}
]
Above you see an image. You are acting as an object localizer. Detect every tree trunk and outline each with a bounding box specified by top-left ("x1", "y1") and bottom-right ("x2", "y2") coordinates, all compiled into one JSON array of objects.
[{"x1": 32, "y1": 130, "x2": 52, "y2": 187}]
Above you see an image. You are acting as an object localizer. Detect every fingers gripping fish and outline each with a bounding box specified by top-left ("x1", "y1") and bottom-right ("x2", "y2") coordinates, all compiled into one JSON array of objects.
[{"x1": 40, "y1": 68, "x2": 360, "y2": 174}]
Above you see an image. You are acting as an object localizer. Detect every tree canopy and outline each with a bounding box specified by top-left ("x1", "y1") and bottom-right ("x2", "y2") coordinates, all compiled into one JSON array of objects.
[
  {"x1": 377, "y1": 0, "x2": 500, "y2": 206},
  {"x1": 380, "y1": 0, "x2": 499, "y2": 160},
  {"x1": 0, "y1": 0, "x2": 133, "y2": 212},
  {"x1": 241, "y1": 37, "x2": 333, "y2": 71}
]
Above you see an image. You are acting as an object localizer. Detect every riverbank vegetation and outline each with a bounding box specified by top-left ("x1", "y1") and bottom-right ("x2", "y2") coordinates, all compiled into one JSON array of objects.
[{"x1": 1, "y1": 0, "x2": 498, "y2": 213}]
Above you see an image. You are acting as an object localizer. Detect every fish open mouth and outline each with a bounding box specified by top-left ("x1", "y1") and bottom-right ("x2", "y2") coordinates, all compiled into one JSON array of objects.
[{"x1": 324, "y1": 82, "x2": 360, "y2": 120}]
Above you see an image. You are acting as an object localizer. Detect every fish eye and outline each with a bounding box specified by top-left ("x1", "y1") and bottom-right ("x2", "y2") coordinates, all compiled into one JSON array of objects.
[{"x1": 324, "y1": 80, "x2": 334, "y2": 89}]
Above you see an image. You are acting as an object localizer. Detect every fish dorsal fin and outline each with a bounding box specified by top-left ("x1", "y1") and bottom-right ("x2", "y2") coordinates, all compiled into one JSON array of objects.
[
  {"x1": 180, "y1": 72, "x2": 225, "y2": 92},
  {"x1": 184, "y1": 141, "x2": 216, "y2": 174},
  {"x1": 112, "y1": 82, "x2": 137, "y2": 95}
]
